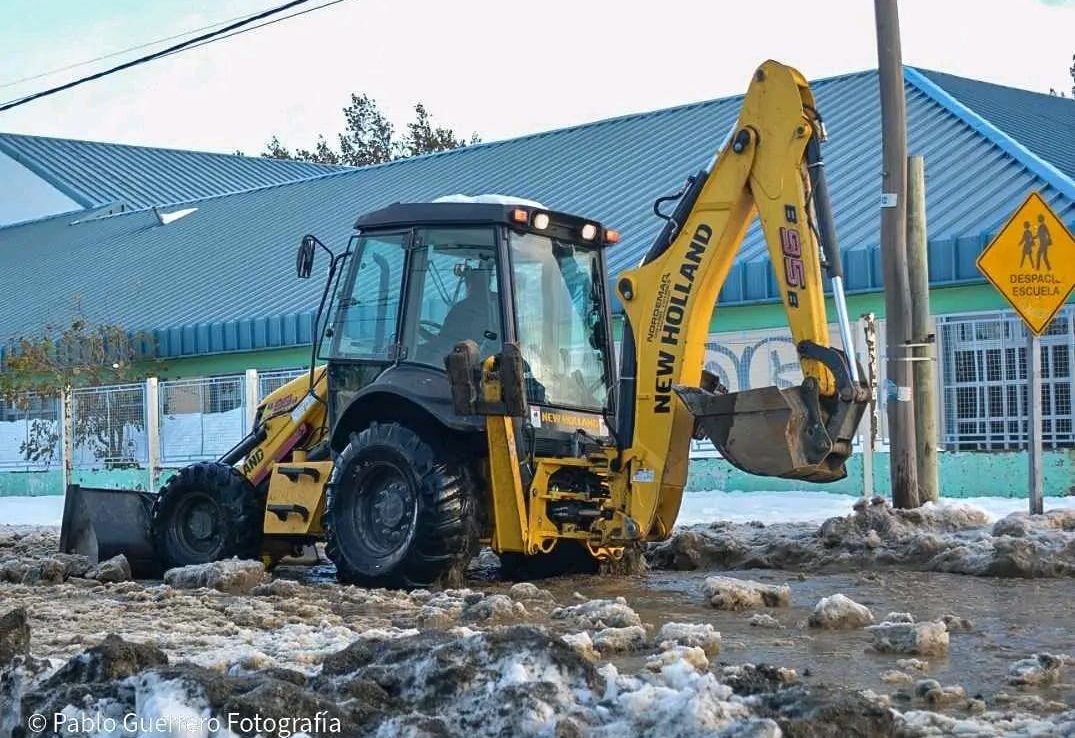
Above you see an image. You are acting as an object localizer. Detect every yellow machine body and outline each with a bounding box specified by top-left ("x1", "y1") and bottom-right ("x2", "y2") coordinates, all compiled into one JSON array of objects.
[{"x1": 60, "y1": 60, "x2": 870, "y2": 585}]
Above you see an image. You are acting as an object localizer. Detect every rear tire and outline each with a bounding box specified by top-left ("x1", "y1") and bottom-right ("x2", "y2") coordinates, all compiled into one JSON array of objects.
[
  {"x1": 150, "y1": 461, "x2": 265, "y2": 571},
  {"x1": 322, "y1": 422, "x2": 478, "y2": 589}
]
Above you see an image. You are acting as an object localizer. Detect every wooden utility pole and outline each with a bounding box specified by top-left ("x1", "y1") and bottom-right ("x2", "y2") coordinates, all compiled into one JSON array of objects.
[
  {"x1": 906, "y1": 156, "x2": 939, "y2": 502},
  {"x1": 874, "y1": 0, "x2": 919, "y2": 508}
]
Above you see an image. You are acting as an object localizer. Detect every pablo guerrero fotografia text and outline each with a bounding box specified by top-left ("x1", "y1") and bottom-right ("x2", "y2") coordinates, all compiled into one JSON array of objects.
[{"x1": 28, "y1": 711, "x2": 343, "y2": 736}]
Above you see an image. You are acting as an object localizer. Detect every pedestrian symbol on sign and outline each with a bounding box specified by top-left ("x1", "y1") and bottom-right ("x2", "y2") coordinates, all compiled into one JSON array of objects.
[
  {"x1": 1018, "y1": 216, "x2": 1054, "y2": 272},
  {"x1": 1036, "y1": 215, "x2": 1052, "y2": 272},
  {"x1": 1019, "y1": 221, "x2": 1035, "y2": 269},
  {"x1": 976, "y1": 190, "x2": 1075, "y2": 336}
]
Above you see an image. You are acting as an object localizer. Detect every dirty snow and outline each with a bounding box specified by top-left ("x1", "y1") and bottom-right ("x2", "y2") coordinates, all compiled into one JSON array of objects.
[
  {"x1": 3, "y1": 489, "x2": 1075, "y2": 736},
  {"x1": 651, "y1": 496, "x2": 1075, "y2": 578},
  {"x1": 808, "y1": 593, "x2": 874, "y2": 629}
]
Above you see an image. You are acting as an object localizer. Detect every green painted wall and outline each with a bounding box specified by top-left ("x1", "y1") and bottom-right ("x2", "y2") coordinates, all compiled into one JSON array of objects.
[
  {"x1": 702, "y1": 282, "x2": 1075, "y2": 334},
  {"x1": 686, "y1": 449, "x2": 1075, "y2": 498},
  {"x1": 0, "y1": 470, "x2": 63, "y2": 497},
  {"x1": 149, "y1": 346, "x2": 312, "y2": 380},
  {"x1": 5, "y1": 450, "x2": 1071, "y2": 501},
  {"x1": 607, "y1": 281, "x2": 1072, "y2": 340},
  {"x1": 0, "y1": 466, "x2": 183, "y2": 498}
]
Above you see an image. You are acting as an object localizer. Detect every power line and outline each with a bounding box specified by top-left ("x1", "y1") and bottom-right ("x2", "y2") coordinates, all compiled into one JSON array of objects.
[
  {"x1": 156, "y1": 0, "x2": 349, "y2": 59},
  {"x1": 0, "y1": 9, "x2": 262, "y2": 91},
  {"x1": 0, "y1": 0, "x2": 346, "y2": 113}
]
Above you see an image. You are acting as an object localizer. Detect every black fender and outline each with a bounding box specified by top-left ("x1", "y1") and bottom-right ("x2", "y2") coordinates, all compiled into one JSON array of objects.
[{"x1": 329, "y1": 363, "x2": 485, "y2": 454}]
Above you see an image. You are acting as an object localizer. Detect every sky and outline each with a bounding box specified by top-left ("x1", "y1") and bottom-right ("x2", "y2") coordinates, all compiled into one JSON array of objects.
[{"x1": 0, "y1": 0, "x2": 1072, "y2": 156}]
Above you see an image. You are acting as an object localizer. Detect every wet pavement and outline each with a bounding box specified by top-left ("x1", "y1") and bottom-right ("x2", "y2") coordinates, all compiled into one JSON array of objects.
[
  {"x1": 503, "y1": 567, "x2": 1075, "y2": 709},
  {"x1": 288, "y1": 552, "x2": 1075, "y2": 711}
]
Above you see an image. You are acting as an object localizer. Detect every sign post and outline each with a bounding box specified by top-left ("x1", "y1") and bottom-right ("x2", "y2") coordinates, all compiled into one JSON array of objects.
[{"x1": 976, "y1": 191, "x2": 1075, "y2": 514}]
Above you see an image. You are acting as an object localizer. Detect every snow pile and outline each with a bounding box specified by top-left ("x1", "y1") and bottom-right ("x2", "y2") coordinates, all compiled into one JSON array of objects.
[
  {"x1": 866, "y1": 619, "x2": 950, "y2": 657},
  {"x1": 592, "y1": 625, "x2": 648, "y2": 654},
  {"x1": 675, "y1": 489, "x2": 1075, "y2": 527},
  {"x1": 898, "y1": 708, "x2": 1075, "y2": 737},
  {"x1": 7, "y1": 599, "x2": 1075, "y2": 738},
  {"x1": 14, "y1": 625, "x2": 779, "y2": 738},
  {"x1": 163, "y1": 559, "x2": 269, "y2": 595},
  {"x1": 649, "y1": 496, "x2": 1075, "y2": 578},
  {"x1": 1007, "y1": 653, "x2": 1065, "y2": 686},
  {"x1": 808, "y1": 593, "x2": 874, "y2": 629},
  {"x1": 701, "y1": 575, "x2": 790, "y2": 610},
  {"x1": 550, "y1": 596, "x2": 643, "y2": 629},
  {"x1": 654, "y1": 623, "x2": 722, "y2": 655}
]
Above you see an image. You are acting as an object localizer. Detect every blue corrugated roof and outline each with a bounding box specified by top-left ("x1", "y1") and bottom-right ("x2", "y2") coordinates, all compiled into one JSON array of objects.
[
  {"x1": 1, "y1": 66, "x2": 1072, "y2": 359},
  {"x1": 0, "y1": 132, "x2": 347, "y2": 211},
  {"x1": 914, "y1": 68, "x2": 1075, "y2": 184}
]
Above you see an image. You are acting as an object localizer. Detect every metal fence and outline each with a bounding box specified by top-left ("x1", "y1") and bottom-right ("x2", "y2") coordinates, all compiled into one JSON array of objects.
[
  {"x1": 259, "y1": 368, "x2": 309, "y2": 399},
  {"x1": 70, "y1": 383, "x2": 148, "y2": 469},
  {"x1": 0, "y1": 368, "x2": 308, "y2": 473},
  {"x1": 2, "y1": 302, "x2": 1070, "y2": 475},
  {"x1": 936, "y1": 306, "x2": 1074, "y2": 451},
  {"x1": 0, "y1": 394, "x2": 62, "y2": 470},
  {"x1": 159, "y1": 375, "x2": 248, "y2": 463}
]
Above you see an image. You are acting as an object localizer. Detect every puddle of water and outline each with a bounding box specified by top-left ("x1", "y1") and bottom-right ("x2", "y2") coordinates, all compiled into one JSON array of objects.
[
  {"x1": 526, "y1": 568, "x2": 1075, "y2": 709},
  {"x1": 286, "y1": 550, "x2": 1075, "y2": 710}
]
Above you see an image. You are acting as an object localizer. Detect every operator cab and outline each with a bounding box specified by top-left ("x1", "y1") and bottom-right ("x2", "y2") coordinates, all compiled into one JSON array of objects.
[{"x1": 306, "y1": 194, "x2": 621, "y2": 456}]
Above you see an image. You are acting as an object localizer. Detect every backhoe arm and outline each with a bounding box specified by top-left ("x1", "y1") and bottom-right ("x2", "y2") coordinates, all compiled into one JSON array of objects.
[{"x1": 609, "y1": 60, "x2": 870, "y2": 541}]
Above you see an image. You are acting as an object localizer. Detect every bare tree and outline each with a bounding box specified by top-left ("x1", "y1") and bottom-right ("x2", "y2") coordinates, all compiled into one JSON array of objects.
[{"x1": 260, "y1": 94, "x2": 480, "y2": 166}]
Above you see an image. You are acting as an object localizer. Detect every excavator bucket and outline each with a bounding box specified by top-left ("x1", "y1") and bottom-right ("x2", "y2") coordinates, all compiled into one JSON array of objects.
[
  {"x1": 674, "y1": 383, "x2": 858, "y2": 483},
  {"x1": 59, "y1": 484, "x2": 162, "y2": 578}
]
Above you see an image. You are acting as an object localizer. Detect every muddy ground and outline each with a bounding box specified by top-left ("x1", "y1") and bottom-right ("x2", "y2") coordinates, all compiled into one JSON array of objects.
[{"x1": 1, "y1": 497, "x2": 1073, "y2": 737}]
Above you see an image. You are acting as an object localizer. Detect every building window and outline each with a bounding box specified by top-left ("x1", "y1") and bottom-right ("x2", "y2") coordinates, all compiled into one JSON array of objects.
[{"x1": 937, "y1": 307, "x2": 1074, "y2": 450}]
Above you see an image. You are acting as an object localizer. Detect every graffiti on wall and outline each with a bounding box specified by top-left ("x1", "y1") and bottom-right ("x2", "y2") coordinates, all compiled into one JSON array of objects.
[
  {"x1": 702, "y1": 333, "x2": 803, "y2": 393},
  {"x1": 701, "y1": 323, "x2": 857, "y2": 393}
]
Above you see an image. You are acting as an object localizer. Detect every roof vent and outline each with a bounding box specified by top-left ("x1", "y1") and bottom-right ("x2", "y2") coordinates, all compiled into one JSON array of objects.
[{"x1": 152, "y1": 206, "x2": 198, "y2": 225}]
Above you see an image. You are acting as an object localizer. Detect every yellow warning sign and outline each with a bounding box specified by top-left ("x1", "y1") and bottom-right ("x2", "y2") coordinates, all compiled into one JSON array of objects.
[{"x1": 976, "y1": 191, "x2": 1075, "y2": 336}]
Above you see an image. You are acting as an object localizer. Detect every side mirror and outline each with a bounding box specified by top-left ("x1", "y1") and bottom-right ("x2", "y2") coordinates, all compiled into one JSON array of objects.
[{"x1": 296, "y1": 235, "x2": 316, "y2": 279}]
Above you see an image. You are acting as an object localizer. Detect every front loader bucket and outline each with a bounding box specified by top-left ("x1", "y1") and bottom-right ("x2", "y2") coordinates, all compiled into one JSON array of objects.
[
  {"x1": 59, "y1": 484, "x2": 162, "y2": 578},
  {"x1": 674, "y1": 384, "x2": 853, "y2": 483}
]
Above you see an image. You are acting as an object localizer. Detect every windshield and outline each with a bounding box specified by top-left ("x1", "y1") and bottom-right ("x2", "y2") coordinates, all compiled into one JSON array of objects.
[{"x1": 510, "y1": 231, "x2": 610, "y2": 413}]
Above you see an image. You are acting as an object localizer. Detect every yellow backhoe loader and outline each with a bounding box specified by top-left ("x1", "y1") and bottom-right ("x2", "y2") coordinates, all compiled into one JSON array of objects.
[{"x1": 59, "y1": 60, "x2": 870, "y2": 587}]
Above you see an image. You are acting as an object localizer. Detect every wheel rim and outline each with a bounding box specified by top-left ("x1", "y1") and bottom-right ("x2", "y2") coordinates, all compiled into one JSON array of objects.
[
  {"x1": 351, "y1": 462, "x2": 417, "y2": 558},
  {"x1": 172, "y1": 491, "x2": 225, "y2": 559}
]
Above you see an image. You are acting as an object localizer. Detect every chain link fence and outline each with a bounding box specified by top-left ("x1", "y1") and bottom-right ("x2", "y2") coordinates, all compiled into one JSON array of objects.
[
  {"x1": 0, "y1": 394, "x2": 62, "y2": 470},
  {"x1": 159, "y1": 375, "x2": 248, "y2": 463},
  {"x1": 70, "y1": 383, "x2": 147, "y2": 469},
  {"x1": 258, "y1": 368, "x2": 309, "y2": 399},
  {"x1": 53, "y1": 369, "x2": 313, "y2": 470}
]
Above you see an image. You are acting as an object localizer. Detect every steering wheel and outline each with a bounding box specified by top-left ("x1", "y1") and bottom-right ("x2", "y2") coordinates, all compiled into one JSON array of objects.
[{"x1": 417, "y1": 319, "x2": 442, "y2": 342}]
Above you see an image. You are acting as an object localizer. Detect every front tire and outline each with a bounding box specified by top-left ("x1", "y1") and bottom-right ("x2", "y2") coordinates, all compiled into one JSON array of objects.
[
  {"x1": 150, "y1": 461, "x2": 265, "y2": 571},
  {"x1": 322, "y1": 422, "x2": 478, "y2": 589}
]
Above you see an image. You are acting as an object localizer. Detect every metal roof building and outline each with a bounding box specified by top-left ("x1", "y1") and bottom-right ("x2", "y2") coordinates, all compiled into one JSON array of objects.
[
  {"x1": 1, "y1": 65, "x2": 1072, "y2": 360},
  {"x1": 0, "y1": 132, "x2": 345, "y2": 225}
]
